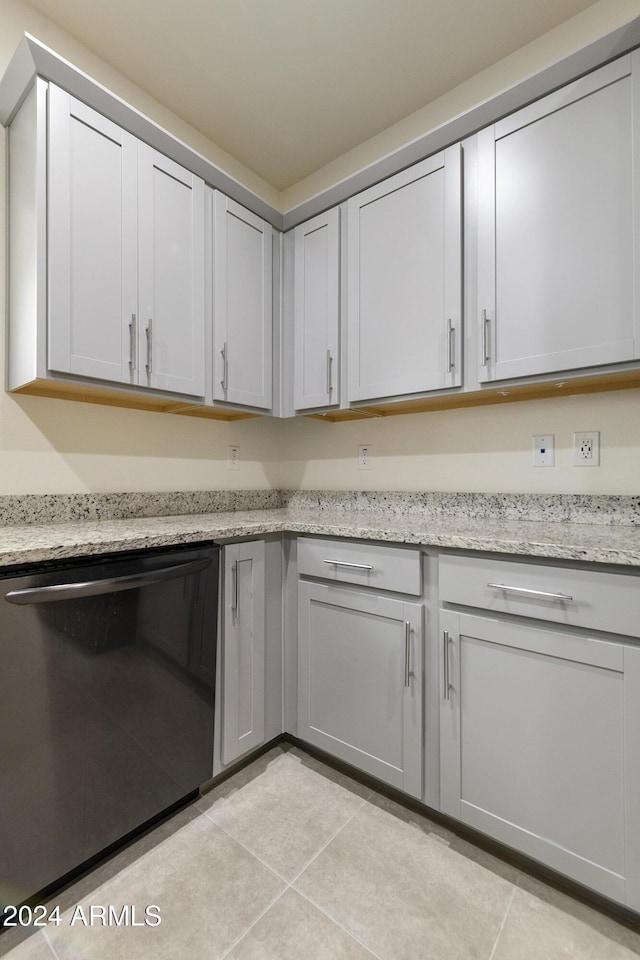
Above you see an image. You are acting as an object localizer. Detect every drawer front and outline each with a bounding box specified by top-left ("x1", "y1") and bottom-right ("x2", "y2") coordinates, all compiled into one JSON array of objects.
[
  {"x1": 298, "y1": 537, "x2": 421, "y2": 595},
  {"x1": 439, "y1": 554, "x2": 640, "y2": 638}
]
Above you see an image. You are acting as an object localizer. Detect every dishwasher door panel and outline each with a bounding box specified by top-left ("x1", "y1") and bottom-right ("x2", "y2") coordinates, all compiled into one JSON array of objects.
[{"x1": 0, "y1": 544, "x2": 218, "y2": 910}]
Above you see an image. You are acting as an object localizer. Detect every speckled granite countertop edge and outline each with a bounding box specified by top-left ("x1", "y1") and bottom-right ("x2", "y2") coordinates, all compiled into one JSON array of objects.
[{"x1": 1, "y1": 507, "x2": 639, "y2": 570}]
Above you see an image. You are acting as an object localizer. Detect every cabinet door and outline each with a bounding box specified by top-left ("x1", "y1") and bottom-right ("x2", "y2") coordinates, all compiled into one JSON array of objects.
[
  {"x1": 138, "y1": 144, "x2": 205, "y2": 396},
  {"x1": 222, "y1": 541, "x2": 266, "y2": 765},
  {"x1": 213, "y1": 193, "x2": 272, "y2": 409},
  {"x1": 293, "y1": 208, "x2": 340, "y2": 409},
  {"x1": 347, "y1": 147, "x2": 461, "y2": 402},
  {"x1": 298, "y1": 581, "x2": 423, "y2": 798},
  {"x1": 48, "y1": 85, "x2": 137, "y2": 383},
  {"x1": 440, "y1": 609, "x2": 640, "y2": 908},
  {"x1": 477, "y1": 54, "x2": 639, "y2": 382}
]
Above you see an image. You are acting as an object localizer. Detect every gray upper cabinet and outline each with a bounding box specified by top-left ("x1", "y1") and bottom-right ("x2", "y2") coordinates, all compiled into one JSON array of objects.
[
  {"x1": 212, "y1": 191, "x2": 273, "y2": 410},
  {"x1": 136, "y1": 144, "x2": 205, "y2": 396},
  {"x1": 347, "y1": 147, "x2": 462, "y2": 403},
  {"x1": 48, "y1": 85, "x2": 138, "y2": 384},
  {"x1": 477, "y1": 53, "x2": 640, "y2": 382},
  {"x1": 293, "y1": 208, "x2": 340, "y2": 410},
  {"x1": 15, "y1": 81, "x2": 206, "y2": 398},
  {"x1": 49, "y1": 85, "x2": 205, "y2": 396}
]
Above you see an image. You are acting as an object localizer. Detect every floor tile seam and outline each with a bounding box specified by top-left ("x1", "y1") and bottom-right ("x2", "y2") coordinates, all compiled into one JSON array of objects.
[
  {"x1": 201, "y1": 780, "x2": 372, "y2": 884},
  {"x1": 290, "y1": 886, "x2": 385, "y2": 960},
  {"x1": 41, "y1": 927, "x2": 63, "y2": 960},
  {"x1": 0, "y1": 931, "x2": 51, "y2": 960},
  {"x1": 487, "y1": 883, "x2": 518, "y2": 960},
  {"x1": 40, "y1": 808, "x2": 220, "y2": 926},
  {"x1": 199, "y1": 812, "x2": 296, "y2": 885},
  {"x1": 218, "y1": 886, "x2": 291, "y2": 960},
  {"x1": 286, "y1": 794, "x2": 372, "y2": 887}
]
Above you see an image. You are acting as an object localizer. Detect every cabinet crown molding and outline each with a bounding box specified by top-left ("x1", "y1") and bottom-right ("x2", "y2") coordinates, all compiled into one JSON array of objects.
[{"x1": 0, "y1": 33, "x2": 284, "y2": 230}]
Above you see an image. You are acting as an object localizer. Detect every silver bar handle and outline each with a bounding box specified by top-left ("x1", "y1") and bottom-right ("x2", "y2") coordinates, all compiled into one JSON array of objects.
[
  {"x1": 481, "y1": 309, "x2": 490, "y2": 366},
  {"x1": 323, "y1": 559, "x2": 373, "y2": 571},
  {"x1": 446, "y1": 319, "x2": 454, "y2": 373},
  {"x1": 220, "y1": 342, "x2": 228, "y2": 391},
  {"x1": 4, "y1": 558, "x2": 211, "y2": 605},
  {"x1": 128, "y1": 313, "x2": 137, "y2": 374},
  {"x1": 145, "y1": 319, "x2": 153, "y2": 375},
  {"x1": 487, "y1": 583, "x2": 573, "y2": 602},
  {"x1": 443, "y1": 630, "x2": 451, "y2": 701},
  {"x1": 404, "y1": 621, "x2": 411, "y2": 688},
  {"x1": 231, "y1": 559, "x2": 238, "y2": 615},
  {"x1": 326, "y1": 350, "x2": 333, "y2": 394}
]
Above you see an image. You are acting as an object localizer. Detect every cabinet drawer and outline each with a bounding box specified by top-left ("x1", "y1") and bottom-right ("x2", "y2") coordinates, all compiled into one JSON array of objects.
[
  {"x1": 298, "y1": 537, "x2": 421, "y2": 595},
  {"x1": 439, "y1": 554, "x2": 640, "y2": 638}
]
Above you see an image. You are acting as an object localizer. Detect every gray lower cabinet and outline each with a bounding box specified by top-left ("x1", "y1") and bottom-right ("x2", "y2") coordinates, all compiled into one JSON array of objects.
[
  {"x1": 439, "y1": 605, "x2": 640, "y2": 910},
  {"x1": 297, "y1": 580, "x2": 423, "y2": 798},
  {"x1": 218, "y1": 540, "x2": 266, "y2": 767}
]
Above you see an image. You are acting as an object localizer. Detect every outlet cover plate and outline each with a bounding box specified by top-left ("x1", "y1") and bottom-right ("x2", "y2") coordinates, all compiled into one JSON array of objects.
[
  {"x1": 228, "y1": 445, "x2": 240, "y2": 470},
  {"x1": 574, "y1": 431, "x2": 600, "y2": 466},
  {"x1": 358, "y1": 445, "x2": 372, "y2": 470}
]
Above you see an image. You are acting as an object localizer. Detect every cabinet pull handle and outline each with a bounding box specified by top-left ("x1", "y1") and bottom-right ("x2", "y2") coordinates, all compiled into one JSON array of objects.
[
  {"x1": 145, "y1": 319, "x2": 153, "y2": 375},
  {"x1": 231, "y1": 559, "x2": 238, "y2": 615},
  {"x1": 443, "y1": 630, "x2": 451, "y2": 701},
  {"x1": 404, "y1": 621, "x2": 411, "y2": 687},
  {"x1": 446, "y1": 319, "x2": 454, "y2": 373},
  {"x1": 220, "y1": 342, "x2": 228, "y2": 391},
  {"x1": 487, "y1": 582, "x2": 573, "y2": 602},
  {"x1": 129, "y1": 314, "x2": 137, "y2": 374},
  {"x1": 326, "y1": 350, "x2": 333, "y2": 394},
  {"x1": 323, "y1": 559, "x2": 373, "y2": 571},
  {"x1": 481, "y1": 309, "x2": 490, "y2": 366}
]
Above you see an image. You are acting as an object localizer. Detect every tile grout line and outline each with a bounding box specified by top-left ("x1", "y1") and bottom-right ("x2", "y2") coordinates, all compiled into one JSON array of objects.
[
  {"x1": 287, "y1": 792, "x2": 373, "y2": 886},
  {"x1": 214, "y1": 790, "x2": 377, "y2": 960},
  {"x1": 200, "y1": 811, "x2": 295, "y2": 885},
  {"x1": 283, "y1": 794, "x2": 390, "y2": 958},
  {"x1": 292, "y1": 886, "x2": 386, "y2": 960},
  {"x1": 202, "y1": 785, "x2": 372, "y2": 888},
  {"x1": 487, "y1": 884, "x2": 517, "y2": 960},
  {"x1": 218, "y1": 886, "x2": 290, "y2": 960},
  {"x1": 41, "y1": 928, "x2": 63, "y2": 960}
]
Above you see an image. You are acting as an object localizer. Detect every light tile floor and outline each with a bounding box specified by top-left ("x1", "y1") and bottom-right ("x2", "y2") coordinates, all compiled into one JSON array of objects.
[{"x1": 2, "y1": 744, "x2": 640, "y2": 959}]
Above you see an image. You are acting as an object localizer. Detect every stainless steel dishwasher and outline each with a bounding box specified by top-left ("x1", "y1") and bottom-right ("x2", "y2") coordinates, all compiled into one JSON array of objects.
[{"x1": 0, "y1": 542, "x2": 219, "y2": 917}]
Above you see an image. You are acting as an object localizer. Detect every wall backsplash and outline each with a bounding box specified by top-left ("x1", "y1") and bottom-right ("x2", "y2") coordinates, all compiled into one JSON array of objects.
[
  {"x1": 280, "y1": 389, "x2": 640, "y2": 496},
  {"x1": 0, "y1": 0, "x2": 638, "y2": 498}
]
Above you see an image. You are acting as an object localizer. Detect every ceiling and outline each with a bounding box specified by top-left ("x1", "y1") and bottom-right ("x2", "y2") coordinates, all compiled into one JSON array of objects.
[{"x1": 25, "y1": 0, "x2": 599, "y2": 192}]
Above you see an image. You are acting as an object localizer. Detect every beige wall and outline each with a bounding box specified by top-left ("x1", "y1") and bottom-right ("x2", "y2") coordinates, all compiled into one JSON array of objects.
[
  {"x1": 281, "y1": 0, "x2": 640, "y2": 212},
  {"x1": 0, "y1": 0, "x2": 638, "y2": 496},
  {"x1": 0, "y1": 0, "x2": 283, "y2": 495},
  {"x1": 282, "y1": 390, "x2": 640, "y2": 495}
]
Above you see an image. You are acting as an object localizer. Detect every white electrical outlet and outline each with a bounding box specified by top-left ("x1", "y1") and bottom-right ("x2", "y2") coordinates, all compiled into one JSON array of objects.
[
  {"x1": 574, "y1": 431, "x2": 600, "y2": 467},
  {"x1": 228, "y1": 445, "x2": 240, "y2": 470},
  {"x1": 358, "y1": 445, "x2": 372, "y2": 470},
  {"x1": 532, "y1": 435, "x2": 555, "y2": 467}
]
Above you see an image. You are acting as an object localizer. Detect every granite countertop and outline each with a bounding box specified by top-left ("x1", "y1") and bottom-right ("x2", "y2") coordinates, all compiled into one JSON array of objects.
[{"x1": 0, "y1": 492, "x2": 639, "y2": 568}]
